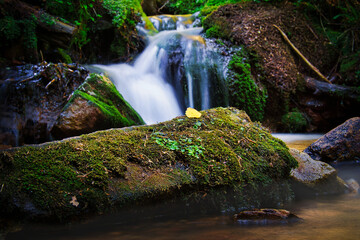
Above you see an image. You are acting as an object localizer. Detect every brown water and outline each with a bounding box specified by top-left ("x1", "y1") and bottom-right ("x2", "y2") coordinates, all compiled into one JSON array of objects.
[{"x1": 4, "y1": 134, "x2": 360, "y2": 240}]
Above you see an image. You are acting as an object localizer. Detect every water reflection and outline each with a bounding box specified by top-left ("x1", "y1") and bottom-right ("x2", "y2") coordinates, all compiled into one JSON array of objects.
[
  {"x1": 6, "y1": 194, "x2": 360, "y2": 240},
  {"x1": 272, "y1": 133, "x2": 323, "y2": 151},
  {"x1": 5, "y1": 134, "x2": 360, "y2": 240}
]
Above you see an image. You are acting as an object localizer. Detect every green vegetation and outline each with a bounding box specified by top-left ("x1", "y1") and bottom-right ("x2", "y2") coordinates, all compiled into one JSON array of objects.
[
  {"x1": 0, "y1": 15, "x2": 38, "y2": 61},
  {"x1": 168, "y1": 0, "x2": 246, "y2": 14},
  {"x1": 227, "y1": 50, "x2": 267, "y2": 121},
  {"x1": 67, "y1": 73, "x2": 144, "y2": 127},
  {"x1": 0, "y1": 107, "x2": 297, "y2": 221},
  {"x1": 152, "y1": 132, "x2": 205, "y2": 159},
  {"x1": 167, "y1": 0, "x2": 283, "y2": 14},
  {"x1": 0, "y1": 0, "x2": 154, "y2": 63},
  {"x1": 57, "y1": 48, "x2": 72, "y2": 64},
  {"x1": 292, "y1": 0, "x2": 360, "y2": 86},
  {"x1": 281, "y1": 108, "x2": 307, "y2": 132}
]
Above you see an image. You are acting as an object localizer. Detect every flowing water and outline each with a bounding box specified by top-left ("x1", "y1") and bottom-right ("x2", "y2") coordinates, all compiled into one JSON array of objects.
[
  {"x1": 94, "y1": 13, "x2": 228, "y2": 124},
  {"x1": 4, "y1": 134, "x2": 360, "y2": 240}
]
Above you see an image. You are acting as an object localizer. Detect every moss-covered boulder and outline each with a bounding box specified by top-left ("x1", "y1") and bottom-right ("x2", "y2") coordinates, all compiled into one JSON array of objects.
[
  {"x1": 0, "y1": 107, "x2": 297, "y2": 221},
  {"x1": 51, "y1": 73, "x2": 144, "y2": 139}
]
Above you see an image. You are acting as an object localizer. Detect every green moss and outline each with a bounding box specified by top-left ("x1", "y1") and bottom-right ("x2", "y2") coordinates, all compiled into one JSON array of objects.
[
  {"x1": 281, "y1": 108, "x2": 307, "y2": 132},
  {"x1": 203, "y1": 14, "x2": 232, "y2": 40},
  {"x1": 67, "y1": 73, "x2": 144, "y2": 127},
  {"x1": 227, "y1": 50, "x2": 267, "y2": 121},
  {"x1": 57, "y1": 48, "x2": 72, "y2": 64},
  {"x1": 0, "y1": 107, "x2": 297, "y2": 221}
]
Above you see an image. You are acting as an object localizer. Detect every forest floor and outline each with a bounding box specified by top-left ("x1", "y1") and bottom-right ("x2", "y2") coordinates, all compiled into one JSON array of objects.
[{"x1": 206, "y1": 2, "x2": 342, "y2": 131}]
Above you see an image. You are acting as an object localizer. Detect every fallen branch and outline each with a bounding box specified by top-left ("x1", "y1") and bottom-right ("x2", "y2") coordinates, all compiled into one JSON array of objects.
[
  {"x1": 305, "y1": 76, "x2": 360, "y2": 100},
  {"x1": 158, "y1": 0, "x2": 170, "y2": 13},
  {"x1": 273, "y1": 24, "x2": 332, "y2": 84},
  {"x1": 3, "y1": 0, "x2": 76, "y2": 35}
]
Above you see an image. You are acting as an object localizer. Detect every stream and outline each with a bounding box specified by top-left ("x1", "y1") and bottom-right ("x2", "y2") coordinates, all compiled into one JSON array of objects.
[
  {"x1": 4, "y1": 134, "x2": 360, "y2": 240},
  {"x1": 2, "y1": 13, "x2": 359, "y2": 240}
]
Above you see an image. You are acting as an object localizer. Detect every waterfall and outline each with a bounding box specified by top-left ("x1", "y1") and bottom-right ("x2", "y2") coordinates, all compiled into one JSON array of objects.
[{"x1": 95, "y1": 13, "x2": 228, "y2": 124}]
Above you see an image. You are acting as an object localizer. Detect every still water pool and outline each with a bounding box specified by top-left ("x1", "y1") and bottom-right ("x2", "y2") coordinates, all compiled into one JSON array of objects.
[{"x1": 4, "y1": 134, "x2": 360, "y2": 240}]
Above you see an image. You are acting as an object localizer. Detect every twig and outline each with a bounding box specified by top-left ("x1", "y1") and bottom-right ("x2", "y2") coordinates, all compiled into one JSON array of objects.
[
  {"x1": 244, "y1": 137, "x2": 256, "y2": 143},
  {"x1": 273, "y1": 24, "x2": 332, "y2": 84},
  {"x1": 158, "y1": 0, "x2": 169, "y2": 13},
  {"x1": 305, "y1": 23, "x2": 319, "y2": 39},
  {"x1": 45, "y1": 79, "x2": 57, "y2": 89},
  {"x1": 77, "y1": 171, "x2": 93, "y2": 178}
]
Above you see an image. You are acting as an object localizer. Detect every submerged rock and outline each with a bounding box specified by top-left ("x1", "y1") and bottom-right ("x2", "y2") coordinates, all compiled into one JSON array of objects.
[
  {"x1": 346, "y1": 178, "x2": 359, "y2": 194},
  {"x1": 0, "y1": 107, "x2": 298, "y2": 221},
  {"x1": 290, "y1": 149, "x2": 347, "y2": 195},
  {"x1": 51, "y1": 73, "x2": 144, "y2": 139},
  {"x1": 234, "y1": 208, "x2": 301, "y2": 224},
  {"x1": 304, "y1": 117, "x2": 360, "y2": 162}
]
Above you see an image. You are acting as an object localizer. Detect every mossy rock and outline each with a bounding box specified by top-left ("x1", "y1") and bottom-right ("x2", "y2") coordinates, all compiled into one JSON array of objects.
[
  {"x1": 0, "y1": 107, "x2": 297, "y2": 221},
  {"x1": 51, "y1": 73, "x2": 144, "y2": 139}
]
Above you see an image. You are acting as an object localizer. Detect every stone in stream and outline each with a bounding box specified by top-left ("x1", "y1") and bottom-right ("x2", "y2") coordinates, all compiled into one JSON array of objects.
[
  {"x1": 0, "y1": 63, "x2": 144, "y2": 148},
  {"x1": 290, "y1": 149, "x2": 347, "y2": 195},
  {"x1": 304, "y1": 117, "x2": 360, "y2": 163},
  {"x1": 51, "y1": 73, "x2": 144, "y2": 139},
  {"x1": 234, "y1": 208, "x2": 301, "y2": 224},
  {"x1": 346, "y1": 178, "x2": 359, "y2": 194}
]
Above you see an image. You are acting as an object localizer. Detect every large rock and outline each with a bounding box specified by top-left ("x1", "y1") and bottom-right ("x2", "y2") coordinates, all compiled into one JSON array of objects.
[
  {"x1": 0, "y1": 63, "x2": 87, "y2": 148},
  {"x1": 290, "y1": 149, "x2": 347, "y2": 195},
  {"x1": 0, "y1": 107, "x2": 298, "y2": 221},
  {"x1": 51, "y1": 73, "x2": 144, "y2": 139},
  {"x1": 304, "y1": 117, "x2": 360, "y2": 162},
  {"x1": 0, "y1": 64, "x2": 144, "y2": 148}
]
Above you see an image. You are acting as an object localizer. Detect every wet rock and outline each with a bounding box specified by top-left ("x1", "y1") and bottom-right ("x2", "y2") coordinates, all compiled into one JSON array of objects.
[
  {"x1": 290, "y1": 149, "x2": 347, "y2": 195},
  {"x1": 0, "y1": 63, "x2": 87, "y2": 147},
  {"x1": 304, "y1": 117, "x2": 360, "y2": 162},
  {"x1": 51, "y1": 73, "x2": 144, "y2": 139},
  {"x1": 346, "y1": 178, "x2": 359, "y2": 194},
  {"x1": 0, "y1": 64, "x2": 144, "y2": 146},
  {"x1": 0, "y1": 107, "x2": 298, "y2": 221},
  {"x1": 234, "y1": 208, "x2": 300, "y2": 224}
]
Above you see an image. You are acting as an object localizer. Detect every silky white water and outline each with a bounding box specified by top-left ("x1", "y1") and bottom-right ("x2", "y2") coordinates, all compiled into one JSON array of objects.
[{"x1": 94, "y1": 13, "x2": 227, "y2": 124}]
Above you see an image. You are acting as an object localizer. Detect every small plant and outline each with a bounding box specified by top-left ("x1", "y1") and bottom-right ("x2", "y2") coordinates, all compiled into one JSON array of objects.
[
  {"x1": 152, "y1": 134, "x2": 205, "y2": 159},
  {"x1": 281, "y1": 108, "x2": 307, "y2": 132}
]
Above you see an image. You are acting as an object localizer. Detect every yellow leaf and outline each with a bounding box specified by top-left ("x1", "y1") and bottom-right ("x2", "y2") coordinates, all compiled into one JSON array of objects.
[
  {"x1": 70, "y1": 196, "x2": 79, "y2": 207},
  {"x1": 185, "y1": 107, "x2": 201, "y2": 118}
]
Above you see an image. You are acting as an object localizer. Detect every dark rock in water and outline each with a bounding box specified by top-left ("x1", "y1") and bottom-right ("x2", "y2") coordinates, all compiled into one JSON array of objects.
[
  {"x1": 304, "y1": 117, "x2": 360, "y2": 162},
  {"x1": 0, "y1": 63, "x2": 87, "y2": 148},
  {"x1": 0, "y1": 63, "x2": 144, "y2": 147},
  {"x1": 290, "y1": 149, "x2": 347, "y2": 195},
  {"x1": 51, "y1": 73, "x2": 144, "y2": 140},
  {"x1": 234, "y1": 208, "x2": 301, "y2": 224}
]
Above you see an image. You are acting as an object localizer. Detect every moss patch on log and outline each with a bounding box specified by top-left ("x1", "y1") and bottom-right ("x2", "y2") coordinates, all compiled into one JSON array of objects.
[{"x1": 0, "y1": 107, "x2": 297, "y2": 221}]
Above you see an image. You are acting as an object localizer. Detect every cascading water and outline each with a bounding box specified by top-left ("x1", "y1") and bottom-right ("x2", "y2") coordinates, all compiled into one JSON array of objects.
[{"x1": 95, "y1": 13, "x2": 228, "y2": 124}]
